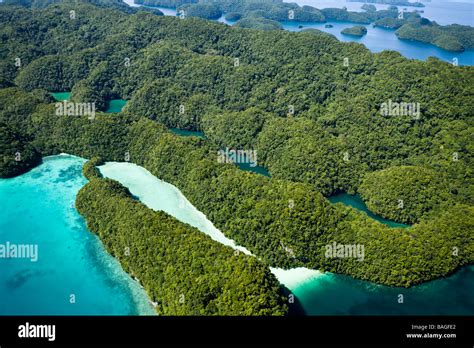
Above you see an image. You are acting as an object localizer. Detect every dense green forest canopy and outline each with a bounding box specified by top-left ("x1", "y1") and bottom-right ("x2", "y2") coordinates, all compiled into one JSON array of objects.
[
  {"x1": 2, "y1": 0, "x2": 158, "y2": 13},
  {"x1": 6, "y1": 0, "x2": 473, "y2": 51},
  {"x1": 396, "y1": 22, "x2": 474, "y2": 52},
  {"x1": 0, "y1": 122, "x2": 41, "y2": 177},
  {"x1": 177, "y1": 2, "x2": 222, "y2": 20},
  {"x1": 234, "y1": 17, "x2": 283, "y2": 31},
  {"x1": 2, "y1": 86, "x2": 472, "y2": 288},
  {"x1": 77, "y1": 161, "x2": 288, "y2": 315},
  {"x1": 0, "y1": 1, "x2": 472, "y2": 289},
  {"x1": 359, "y1": 166, "x2": 454, "y2": 224}
]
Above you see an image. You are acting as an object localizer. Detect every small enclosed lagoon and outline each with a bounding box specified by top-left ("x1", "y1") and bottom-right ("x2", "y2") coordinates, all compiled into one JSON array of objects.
[
  {"x1": 328, "y1": 193, "x2": 410, "y2": 228},
  {"x1": 50, "y1": 92, "x2": 127, "y2": 113}
]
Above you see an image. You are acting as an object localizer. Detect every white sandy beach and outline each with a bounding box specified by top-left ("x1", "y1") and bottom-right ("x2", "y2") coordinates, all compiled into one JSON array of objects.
[{"x1": 98, "y1": 161, "x2": 324, "y2": 290}]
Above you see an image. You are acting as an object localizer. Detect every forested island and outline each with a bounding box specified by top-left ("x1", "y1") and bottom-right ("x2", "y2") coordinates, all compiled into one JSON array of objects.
[
  {"x1": 78, "y1": 157, "x2": 287, "y2": 315},
  {"x1": 136, "y1": 0, "x2": 405, "y2": 23},
  {"x1": 6, "y1": 0, "x2": 474, "y2": 51},
  {"x1": 347, "y1": 0, "x2": 425, "y2": 7},
  {"x1": 395, "y1": 22, "x2": 474, "y2": 52},
  {"x1": 0, "y1": 0, "x2": 473, "y2": 314},
  {"x1": 235, "y1": 17, "x2": 283, "y2": 31},
  {"x1": 130, "y1": 0, "x2": 474, "y2": 52},
  {"x1": 341, "y1": 25, "x2": 367, "y2": 37}
]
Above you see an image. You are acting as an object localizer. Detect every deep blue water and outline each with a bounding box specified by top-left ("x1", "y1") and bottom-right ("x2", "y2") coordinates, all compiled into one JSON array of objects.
[
  {"x1": 0, "y1": 155, "x2": 154, "y2": 315},
  {"x1": 296, "y1": 0, "x2": 474, "y2": 26},
  {"x1": 298, "y1": 191, "x2": 473, "y2": 315},
  {"x1": 281, "y1": 20, "x2": 474, "y2": 66},
  {"x1": 135, "y1": 1, "x2": 474, "y2": 65}
]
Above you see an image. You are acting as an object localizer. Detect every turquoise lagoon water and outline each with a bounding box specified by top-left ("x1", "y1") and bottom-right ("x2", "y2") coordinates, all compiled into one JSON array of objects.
[
  {"x1": 235, "y1": 162, "x2": 271, "y2": 177},
  {"x1": 292, "y1": 265, "x2": 474, "y2": 315},
  {"x1": 169, "y1": 128, "x2": 206, "y2": 138},
  {"x1": 99, "y1": 161, "x2": 474, "y2": 316},
  {"x1": 2, "y1": 156, "x2": 472, "y2": 315},
  {"x1": 104, "y1": 99, "x2": 127, "y2": 113},
  {"x1": 50, "y1": 92, "x2": 71, "y2": 101},
  {"x1": 0, "y1": 155, "x2": 154, "y2": 315},
  {"x1": 50, "y1": 93, "x2": 127, "y2": 113}
]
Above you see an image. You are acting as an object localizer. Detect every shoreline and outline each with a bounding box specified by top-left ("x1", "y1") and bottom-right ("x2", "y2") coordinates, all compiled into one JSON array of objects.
[
  {"x1": 121, "y1": 0, "x2": 474, "y2": 64},
  {"x1": 96, "y1": 159, "x2": 473, "y2": 293},
  {"x1": 2, "y1": 155, "x2": 472, "y2": 315},
  {"x1": 7, "y1": 155, "x2": 471, "y2": 292},
  {"x1": 0, "y1": 155, "x2": 156, "y2": 315},
  {"x1": 97, "y1": 161, "x2": 326, "y2": 291}
]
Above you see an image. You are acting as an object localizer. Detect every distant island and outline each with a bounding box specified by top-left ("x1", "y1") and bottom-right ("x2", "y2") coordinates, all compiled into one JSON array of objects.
[
  {"x1": 347, "y1": 0, "x2": 425, "y2": 7},
  {"x1": 1, "y1": 1, "x2": 473, "y2": 294},
  {"x1": 131, "y1": 0, "x2": 473, "y2": 52},
  {"x1": 176, "y1": 2, "x2": 222, "y2": 20},
  {"x1": 135, "y1": 0, "x2": 401, "y2": 24},
  {"x1": 234, "y1": 17, "x2": 283, "y2": 31},
  {"x1": 341, "y1": 25, "x2": 368, "y2": 37},
  {"x1": 396, "y1": 22, "x2": 474, "y2": 52}
]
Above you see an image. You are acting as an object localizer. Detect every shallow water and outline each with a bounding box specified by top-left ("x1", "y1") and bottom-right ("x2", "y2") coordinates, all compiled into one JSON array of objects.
[
  {"x1": 0, "y1": 155, "x2": 155, "y2": 315},
  {"x1": 51, "y1": 92, "x2": 71, "y2": 101},
  {"x1": 169, "y1": 130, "x2": 272, "y2": 176},
  {"x1": 98, "y1": 162, "x2": 252, "y2": 255},
  {"x1": 169, "y1": 128, "x2": 206, "y2": 138},
  {"x1": 50, "y1": 93, "x2": 127, "y2": 113},
  {"x1": 2, "y1": 155, "x2": 469, "y2": 316}
]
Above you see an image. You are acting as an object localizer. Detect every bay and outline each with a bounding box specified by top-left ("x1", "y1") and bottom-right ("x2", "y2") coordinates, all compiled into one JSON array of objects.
[{"x1": 129, "y1": 0, "x2": 474, "y2": 65}]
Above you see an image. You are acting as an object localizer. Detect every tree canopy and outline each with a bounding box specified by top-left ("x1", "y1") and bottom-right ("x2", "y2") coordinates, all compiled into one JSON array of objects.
[{"x1": 0, "y1": 1, "x2": 472, "y2": 292}]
